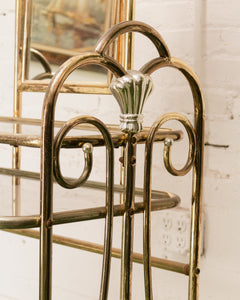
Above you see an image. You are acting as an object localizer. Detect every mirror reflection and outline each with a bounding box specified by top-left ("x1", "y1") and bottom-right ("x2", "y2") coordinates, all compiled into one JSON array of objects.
[{"x1": 30, "y1": 0, "x2": 111, "y2": 82}]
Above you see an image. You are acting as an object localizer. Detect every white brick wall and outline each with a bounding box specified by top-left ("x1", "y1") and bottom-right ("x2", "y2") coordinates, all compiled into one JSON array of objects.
[{"x1": 0, "y1": 0, "x2": 240, "y2": 299}]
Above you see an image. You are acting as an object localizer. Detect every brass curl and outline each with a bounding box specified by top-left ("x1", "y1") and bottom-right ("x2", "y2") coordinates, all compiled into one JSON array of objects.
[
  {"x1": 162, "y1": 114, "x2": 196, "y2": 176},
  {"x1": 53, "y1": 115, "x2": 114, "y2": 300},
  {"x1": 146, "y1": 112, "x2": 196, "y2": 177},
  {"x1": 143, "y1": 112, "x2": 196, "y2": 300},
  {"x1": 53, "y1": 116, "x2": 93, "y2": 189}
]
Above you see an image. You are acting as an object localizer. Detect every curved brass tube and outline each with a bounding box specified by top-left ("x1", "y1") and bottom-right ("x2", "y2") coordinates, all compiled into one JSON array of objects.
[
  {"x1": 0, "y1": 216, "x2": 40, "y2": 229},
  {"x1": 143, "y1": 112, "x2": 195, "y2": 299},
  {"x1": 30, "y1": 48, "x2": 52, "y2": 74},
  {"x1": 6, "y1": 228, "x2": 189, "y2": 275},
  {"x1": 30, "y1": 48, "x2": 53, "y2": 80},
  {"x1": 53, "y1": 116, "x2": 93, "y2": 189},
  {"x1": 32, "y1": 72, "x2": 53, "y2": 80},
  {"x1": 162, "y1": 113, "x2": 196, "y2": 176},
  {"x1": 0, "y1": 191, "x2": 179, "y2": 231},
  {"x1": 95, "y1": 20, "x2": 171, "y2": 59},
  {"x1": 141, "y1": 57, "x2": 204, "y2": 300},
  {"x1": 40, "y1": 52, "x2": 128, "y2": 300}
]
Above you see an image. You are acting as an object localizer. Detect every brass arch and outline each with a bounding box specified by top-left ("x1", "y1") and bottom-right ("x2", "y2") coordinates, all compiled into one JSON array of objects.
[
  {"x1": 40, "y1": 52, "x2": 125, "y2": 300},
  {"x1": 96, "y1": 20, "x2": 171, "y2": 59},
  {"x1": 141, "y1": 57, "x2": 204, "y2": 299},
  {"x1": 143, "y1": 113, "x2": 197, "y2": 299}
]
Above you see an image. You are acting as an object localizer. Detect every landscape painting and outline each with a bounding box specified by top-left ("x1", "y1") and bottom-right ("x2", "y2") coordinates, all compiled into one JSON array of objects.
[{"x1": 31, "y1": 0, "x2": 109, "y2": 65}]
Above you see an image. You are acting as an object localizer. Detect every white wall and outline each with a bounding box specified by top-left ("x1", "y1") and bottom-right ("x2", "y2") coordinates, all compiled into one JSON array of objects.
[{"x1": 0, "y1": 0, "x2": 240, "y2": 299}]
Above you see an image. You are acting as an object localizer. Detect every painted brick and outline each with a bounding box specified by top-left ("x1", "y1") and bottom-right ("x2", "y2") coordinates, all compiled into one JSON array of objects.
[
  {"x1": 204, "y1": 28, "x2": 240, "y2": 58},
  {"x1": 203, "y1": 59, "x2": 240, "y2": 89},
  {"x1": 0, "y1": 0, "x2": 240, "y2": 299},
  {"x1": 206, "y1": 0, "x2": 240, "y2": 27}
]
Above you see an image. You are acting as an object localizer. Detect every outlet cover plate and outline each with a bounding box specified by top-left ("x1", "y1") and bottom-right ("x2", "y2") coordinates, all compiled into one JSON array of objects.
[{"x1": 155, "y1": 207, "x2": 203, "y2": 263}]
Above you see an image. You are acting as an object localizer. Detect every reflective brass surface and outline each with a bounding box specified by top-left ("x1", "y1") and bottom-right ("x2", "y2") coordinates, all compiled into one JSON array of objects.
[
  {"x1": 39, "y1": 49, "x2": 129, "y2": 299},
  {"x1": 53, "y1": 117, "x2": 93, "y2": 189},
  {"x1": 96, "y1": 20, "x2": 170, "y2": 59},
  {"x1": 30, "y1": 48, "x2": 53, "y2": 80},
  {"x1": 141, "y1": 56, "x2": 204, "y2": 300},
  {"x1": 6, "y1": 229, "x2": 189, "y2": 275},
  {"x1": 120, "y1": 134, "x2": 136, "y2": 299},
  {"x1": 1, "y1": 19, "x2": 204, "y2": 300},
  {"x1": 110, "y1": 70, "x2": 153, "y2": 133},
  {"x1": 0, "y1": 116, "x2": 182, "y2": 149}
]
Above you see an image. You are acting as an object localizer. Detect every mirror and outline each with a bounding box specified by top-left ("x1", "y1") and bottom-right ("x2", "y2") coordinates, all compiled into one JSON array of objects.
[{"x1": 16, "y1": 0, "x2": 134, "y2": 94}]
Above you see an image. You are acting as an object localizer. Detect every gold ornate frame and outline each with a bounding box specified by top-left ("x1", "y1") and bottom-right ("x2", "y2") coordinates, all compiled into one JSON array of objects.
[{"x1": 15, "y1": 0, "x2": 135, "y2": 94}]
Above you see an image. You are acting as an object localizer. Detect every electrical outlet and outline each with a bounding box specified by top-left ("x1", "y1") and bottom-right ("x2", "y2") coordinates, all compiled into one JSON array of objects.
[
  {"x1": 162, "y1": 214, "x2": 172, "y2": 230},
  {"x1": 157, "y1": 208, "x2": 204, "y2": 263},
  {"x1": 162, "y1": 233, "x2": 171, "y2": 246}
]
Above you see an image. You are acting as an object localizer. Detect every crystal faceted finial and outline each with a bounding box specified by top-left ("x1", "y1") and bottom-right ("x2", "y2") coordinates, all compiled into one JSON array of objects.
[{"x1": 110, "y1": 70, "x2": 153, "y2": 133}]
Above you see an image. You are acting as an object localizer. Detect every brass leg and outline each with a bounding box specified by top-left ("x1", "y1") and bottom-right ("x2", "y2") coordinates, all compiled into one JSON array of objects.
[
  {"x1": 39, "y1": 172, "x2": 53, "y2": 300},
  {"x1": 120, "y1": 134, "x2": 136, "y2": 300},
  {"x1": 12, "y1": 88, "x2": 22, "y2": 216},
  {"x1": 188, "y1": 145, "x2": 203, "y2": 300},
  {"x1": 39, "y1": 221, "x2": 52, "y2": 300},
  {"x1": 39, "y1": 111, "x2": 54, "y2": 300},
  {"x1": 12, "y1": 146, "x2": 21, "y2": 216}
]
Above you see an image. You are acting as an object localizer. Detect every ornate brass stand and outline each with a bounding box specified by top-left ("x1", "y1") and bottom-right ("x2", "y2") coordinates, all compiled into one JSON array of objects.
[{"x1": 0, "y1": 21, "x2": 204, "y2": 300}]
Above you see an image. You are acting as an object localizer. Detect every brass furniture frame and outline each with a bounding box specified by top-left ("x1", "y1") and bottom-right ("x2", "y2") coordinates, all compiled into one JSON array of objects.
[{"x1": 0, "y1": 10, "x2": 204, "y2": 300}]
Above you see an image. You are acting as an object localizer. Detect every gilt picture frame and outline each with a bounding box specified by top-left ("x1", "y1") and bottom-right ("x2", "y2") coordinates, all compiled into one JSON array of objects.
[{"x1": 15, "y1": 0, "x2": 134, "y2": 94}]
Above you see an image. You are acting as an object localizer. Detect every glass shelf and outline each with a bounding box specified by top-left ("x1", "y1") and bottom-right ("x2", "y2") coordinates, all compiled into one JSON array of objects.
[
  {"x1": 0, "y1": 172, "x2": 180, "y2": 228},
  {"x1": 0, "y1": 116, "x2": 182, "y2": 148},
  {"x1": 0, "y1": 116, "x2": 182, "y2": 251}
]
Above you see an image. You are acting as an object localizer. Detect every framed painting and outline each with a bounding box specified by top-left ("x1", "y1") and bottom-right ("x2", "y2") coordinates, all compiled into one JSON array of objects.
[{"x1": 15, "y1": 0, "x2": 135, "y2": 94}]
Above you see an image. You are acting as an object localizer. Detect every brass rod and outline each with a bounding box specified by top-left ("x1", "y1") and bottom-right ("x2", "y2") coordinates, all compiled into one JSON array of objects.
[
  {"x1": 0, "y1": 129, "x2": 182, "y2": 149},
  {"x1": 0, "y1": 116, "x2": 120, "y2": 131},
  {"x1": 53, "y1": 197, "x2": 179, "y2": 226},
  {"x1": 124, "y1": 0, "x2": 135, "y2": 70},
  {"x1": 0, "y1": 116, "x2": 182, "y2": 140},
  {"x1": 0, "y1": 132, "x2": 127, "y2": 148},
  {"x1": 12, "y1": 0, "x2": 26, "y2": 217},
  {"x1": 143, "y1": 113, "x2": 196, "y2": 299},
  {"x1": 39, "y1": 53, "x2": 129, "y2": 300},
  {"x1": 12, "y1": 146, "x2": 21, "y2": 216},
  {"x1": 5, "y1": 229, "x2": 189, "y2": 276},
  {"x1": 188, "y1": 79, "x2": 204, "y2": 300},
  {"x1": 143, "y1": 131, "x2": 154, "y2": 300},
  {"x1": 0, "y1": 196, "x2": 179, "y2": 229},
  {"x1": 141, "y1": 56, "x2": 205, "y2": 300},
  {"x1": 0, "y1": 216, "x2": 40, "y2": 229},
  {"x1": 0, "y1": 167, "x2": 177, "y2": 198},
  {"x1": 30, "y1": 48, "x2": 52, "y2": 74},
  {"x1": 120, "y1": 0, "x2": 135, "y2": 70},
  {"x1": 120, "y1": 134, "x2": 136, "y2": 300},
  {"x1": 20, "y1": 80, "x2": 111, "y2": 94},
  {"x1": 96, "y1": 21, "x2": 170, "y2": 59}
]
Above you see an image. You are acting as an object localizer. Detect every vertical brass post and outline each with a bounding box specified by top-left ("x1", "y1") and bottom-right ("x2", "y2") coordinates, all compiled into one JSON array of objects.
[
  {"x1": 40, "y1": 53, "x2": 126, "y2": 300},
  {"x1": 13, "y1": 0, "x2": 32, "y2": 215},
  {"x1": 110, "y1": 68, "x2": 153, "y2": 300},
  {"x1": 120, "y1": 134, "x2": 136, "y2": 299},
  {"x1": 120, "y1": 0, "x2": 135, "y2": 70},
  {"x1": 188, "y1": 108, "x2": 204, "y2": 300},
  {"x1": 141, "y1": 56, "x2": 204, "y2": 300},
  {"x1": 40, "y1": 107, "x2": 53, "y2": 300},
  {"x1": 12, "y1": 0, "x2": 23, "y2": 216}
]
